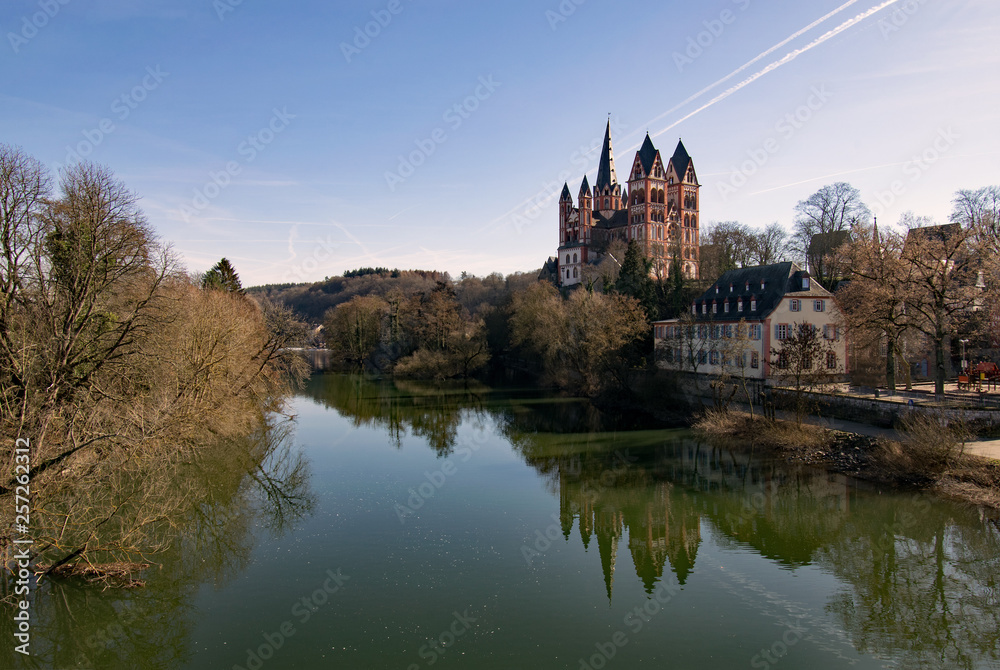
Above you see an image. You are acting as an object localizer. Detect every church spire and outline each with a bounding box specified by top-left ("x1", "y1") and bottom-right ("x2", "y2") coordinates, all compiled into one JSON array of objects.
[{"x1": 595, "y1": 119, "x2": 618, "y2": 192}]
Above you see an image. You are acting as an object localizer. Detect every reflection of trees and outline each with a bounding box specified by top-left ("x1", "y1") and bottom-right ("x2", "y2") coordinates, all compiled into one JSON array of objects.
[
  {"x1": 0, "y1": 414, "x2": 313, "y2": 670},
  {"x1": 820, "y1": 499, "x2": 1000, "y2": 669},
  {"x1": 516, "y1": 428, "x2": 1000, "y2": 669}
]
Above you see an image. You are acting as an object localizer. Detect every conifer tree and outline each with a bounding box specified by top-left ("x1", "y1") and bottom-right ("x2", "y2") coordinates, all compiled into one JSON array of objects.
[{"x1": 203, "y1": 257, "x2": 245, "y2": 295}]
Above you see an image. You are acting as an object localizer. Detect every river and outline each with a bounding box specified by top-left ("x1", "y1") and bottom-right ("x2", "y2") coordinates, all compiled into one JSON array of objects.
[{"x1": 4, "y1": 374, "x2": 999, "y2": 669}]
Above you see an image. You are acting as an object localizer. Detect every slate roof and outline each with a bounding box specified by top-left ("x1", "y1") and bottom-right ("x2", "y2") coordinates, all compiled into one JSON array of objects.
[
  {"x1": 560, "y1": 182, "x2": 572, "y2": 201},
  {"x1": 690, "y1": 262, "x2": 830, "y2": 322},
  {"x1": 593, "y1": 209, "x2": 629, "y2": 229},
  {"x1": 670, "y1": 140, "x2": 692, "y2": 179},
  {"x1": 595, "y1": 120, "x2": 618, "y2": 191},
  {"x1": 637, "y1": 133, "x2": 658, "y2": 174},
  {"x1": 579, "y1": 175, "x2": 591, "y2": 196},
  {"x1": 905, "y1": 222, "x2": 961, "y2": 245}
]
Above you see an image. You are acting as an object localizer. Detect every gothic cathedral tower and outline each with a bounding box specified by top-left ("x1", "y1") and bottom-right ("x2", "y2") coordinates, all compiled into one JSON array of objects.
[{"x1": 556, "y1": 122, "x2": 700, "y2": 287}]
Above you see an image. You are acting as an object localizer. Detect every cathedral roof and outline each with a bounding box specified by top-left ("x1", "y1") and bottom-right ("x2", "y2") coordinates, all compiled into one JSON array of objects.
[
  {"x1": 595, "y1": 120, "x2": 618, "y2": 191},
  {"x1": 637, "y1": 133, "x2": 659, "y2": 174},
  {"x1": 579, "y1": 175, "x2": 591, "y2": 196},
  {"x1": 560, "y1": 182, "x2": 572, "y2": 201},
  {"x1": 671, "y1": 140, "x2": 692, "y2": 179},
  {"x1": 593, "y1": 209, "x2": 629, "y2": 229}
]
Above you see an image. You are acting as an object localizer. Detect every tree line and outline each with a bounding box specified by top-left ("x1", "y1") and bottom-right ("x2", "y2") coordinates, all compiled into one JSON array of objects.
[{"x1": 1, "y1": 146, "x2": 308, "y2": 580}]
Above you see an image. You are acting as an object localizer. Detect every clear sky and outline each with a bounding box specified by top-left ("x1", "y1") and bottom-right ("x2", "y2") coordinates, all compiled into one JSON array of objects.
[{"x1": 2, "y1": 0, "x2": 998, "y2": 285}]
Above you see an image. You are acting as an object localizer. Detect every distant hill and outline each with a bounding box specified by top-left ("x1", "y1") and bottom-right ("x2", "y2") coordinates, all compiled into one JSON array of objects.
[{"x1": 247, "y1": 268, "x2": 448, "y2": 323}]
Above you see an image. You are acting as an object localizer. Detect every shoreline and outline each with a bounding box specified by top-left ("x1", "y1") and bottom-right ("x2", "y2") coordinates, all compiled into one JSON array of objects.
[{"x1": 692, "y1": 409, "x2": 1000, "y2": 514}]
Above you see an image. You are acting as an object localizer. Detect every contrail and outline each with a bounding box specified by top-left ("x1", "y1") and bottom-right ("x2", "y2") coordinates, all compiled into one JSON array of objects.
[
  {"x1": 483, "y1": 0, "x2": 892, "y2": 232},
  {"x1": 633, "y1": 0, "x2": 865, "y2": 140},
  {"x1": 651, "y1": 0, "x2": 902, "y2": 140}
]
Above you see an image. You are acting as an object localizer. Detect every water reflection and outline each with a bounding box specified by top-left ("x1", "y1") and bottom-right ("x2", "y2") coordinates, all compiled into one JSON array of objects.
[
  {"x1": 0, "y1": 415, "x2": 314, "y2": 670},
  {"x1": 309, "y1": 374, "x2": 1000, "y2": 669}
]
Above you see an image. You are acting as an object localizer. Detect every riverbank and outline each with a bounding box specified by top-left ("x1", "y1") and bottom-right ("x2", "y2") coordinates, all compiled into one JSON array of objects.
[{"x1": 694, "y1": 409, "x2": 1000, "y2": 513}]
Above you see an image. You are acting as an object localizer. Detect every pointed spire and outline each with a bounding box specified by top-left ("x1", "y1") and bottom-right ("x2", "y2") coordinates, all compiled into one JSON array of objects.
[
  {"x1": 579, "y1": 175, "x2": 591, "y2": 197},
  {"x1": 560, "y1": 182, "x2": 572, "y2": 202},
  {"x1": 595, "y1": 119, "x2": 618, "y2": 191},
  {"x1": 671, "y1": 139, "x2": 692, "y2": 179},
  {"x1": 637, "y1": 133, "x2": 658, "y2": 174}
]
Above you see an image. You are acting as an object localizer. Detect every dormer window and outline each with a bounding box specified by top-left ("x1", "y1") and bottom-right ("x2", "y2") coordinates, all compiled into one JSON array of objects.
[
  {"x1": 712, "y1": 302, "x2": 717, "y2": 314},
  {"x1": 724, "y1": 302, "x2": 730, "y2": 313},
  {"x1": 802, "y1": 277, "x2": 810, "y2": 290},
  {"x1": 729, "y1": 284, "x2": 734, "y2": 292},
  {"x1": 692, "y1": 303, "x2": 697, "y2": 315},
  {"x1": 738, "y1": 299, "x2": 743, "y2": 311},
  {"x1": 702, "y1": 303, "x2": 706, "y2": 315},
  {"x1": 751, "y1": 299, "x2": 757, "y2": 311},
  {"x1": 745, "y1": 282, "x2": 750, "y2": 291},
  {"x1": 760, "y1": 280, "x2": 765, "y2": 290},
  {"x1": 715, "y1": 286, "x2": 720, "y2": 294}
]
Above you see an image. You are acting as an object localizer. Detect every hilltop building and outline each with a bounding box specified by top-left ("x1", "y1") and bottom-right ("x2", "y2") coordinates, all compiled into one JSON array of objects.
[{"x1": 557, "y1": 122, "x2": 701, "y2": 287}]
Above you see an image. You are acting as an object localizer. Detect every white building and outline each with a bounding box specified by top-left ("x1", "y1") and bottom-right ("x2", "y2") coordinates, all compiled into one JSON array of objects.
[{"x1": 654, "y1": 262, "x2": 847, "y2": 381}]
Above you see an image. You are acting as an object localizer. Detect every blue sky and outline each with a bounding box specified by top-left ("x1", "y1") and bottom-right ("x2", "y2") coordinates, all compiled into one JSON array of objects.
[{"x1": 2, "y1": 0, "x2": 998, "y2": 285}]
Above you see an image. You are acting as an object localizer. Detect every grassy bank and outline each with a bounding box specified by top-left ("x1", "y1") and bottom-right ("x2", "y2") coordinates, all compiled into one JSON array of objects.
[{"x1": 694, "y1": 409, "x2": 1000, "y2": 511}]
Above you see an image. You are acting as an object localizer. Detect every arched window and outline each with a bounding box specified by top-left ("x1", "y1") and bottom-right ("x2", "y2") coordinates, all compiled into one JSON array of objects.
[
  {"x1": 565, "y1": 255, "x2": 570, "y2": 263},
  {"x1": 604, "y1": 198, "x2": 609, "y2": 209},
  {"x1": 573, "y1": 267, "x2": 578, "y2": 278},
  {"x1": 573, "y1": 253, "x2": 578, "y2": 263}
]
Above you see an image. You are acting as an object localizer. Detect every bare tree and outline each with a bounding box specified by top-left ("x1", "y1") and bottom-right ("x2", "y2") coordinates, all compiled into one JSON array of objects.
[
  {"x1": 794, "y1": 182, "x2": 871, "y2": 289},
  {"x1": 770, "y1": 322, "x2": 839, "y2": 425},
  {"x1": 900, "y1": 215, "x2": 981, "y2": 395},
  {"x1": 750, "y1": 223, "x2": 791, "y2": 266}
]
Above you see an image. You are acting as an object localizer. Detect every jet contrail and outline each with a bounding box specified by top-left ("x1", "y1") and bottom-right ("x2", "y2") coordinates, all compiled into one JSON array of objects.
[
  {"x1": 634, "y1": 0, "x2": 865, "y2": 140},
  {"x1": 651, "y1": 0, "x2": 902, "y2": 140},
  {"x1": 483, "y1": 0, "x2": 894, "y2": 232}
]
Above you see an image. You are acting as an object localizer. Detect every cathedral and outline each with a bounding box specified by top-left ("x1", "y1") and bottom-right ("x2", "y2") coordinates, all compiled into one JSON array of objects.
[{"x1": 556, "y1": 121, "x2": 701, "y2": 287}]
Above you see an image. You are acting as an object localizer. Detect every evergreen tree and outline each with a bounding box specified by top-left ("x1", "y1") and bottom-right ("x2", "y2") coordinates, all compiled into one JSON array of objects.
[
  {"x1": 614, "y1": 241, "x2": 657, "y2": 319},
  {"x1": 203, "y1": 257, "x2": 245, "y2": 295}
]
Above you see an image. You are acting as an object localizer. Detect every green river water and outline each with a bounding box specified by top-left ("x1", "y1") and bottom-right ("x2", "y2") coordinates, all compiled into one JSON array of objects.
[{"x1": 4, "y1": 374, "x2": 1000, "y2": 669}]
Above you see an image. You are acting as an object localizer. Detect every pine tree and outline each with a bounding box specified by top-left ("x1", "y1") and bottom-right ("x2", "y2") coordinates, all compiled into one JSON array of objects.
[
  {"x1": 615, "y1": 241, "x2": 657, "y2": 319},
  {"x1": 202, "y1": 258, "x2": 245, "y2": 295}
]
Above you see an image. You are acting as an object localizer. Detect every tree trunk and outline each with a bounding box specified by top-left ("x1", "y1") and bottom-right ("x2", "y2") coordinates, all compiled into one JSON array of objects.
[
  {"x1": 885, "y1": 334, "x2": 896, "y2": 392},
  {"x1": 935, "y1": 333, "x2": 946, "y2": 396}
]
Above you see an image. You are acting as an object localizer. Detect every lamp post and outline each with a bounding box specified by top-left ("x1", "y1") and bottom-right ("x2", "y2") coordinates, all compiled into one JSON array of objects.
[{"x1": 960, "y1": 339, "x2": 969, "y2": 373}]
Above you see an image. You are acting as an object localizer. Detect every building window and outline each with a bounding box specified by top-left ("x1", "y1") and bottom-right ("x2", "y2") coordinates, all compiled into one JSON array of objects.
[
  {"x1": 724, "y1": 302, "x2": 730, "y2": 313},
  {"x1": 827, "y1": 352, "x2": 837, "y2": 369},
  {"x1": 737, "y1": 299, "x2": 743, "y2": 311},
  {"x1": 698, "y1": 351, "x2": 707, "y2": 364},
  {"x1": 751, "y1": 352, "x2": 759, "y2": 369},
  {"x1": 710, "y1": 351, "x2": 719, "y2": 365},
  {"x1": 692, "y1": 304, "x2": 697, "y2": 315},
  {"x1": 776, "y1": 324, "x2": 788, "y2": 340},
  {"x1": 566, "y1": 255, "x2": 571, "y2": 263},
  {"x1": 760, "y1": 280, "x2": 765, "y2": 290},
  {"x1": 802, "y1": 277, "x2": 810, "y2": 290},
  {"x1": 702, "y1": 304, "x2": 707, "y2": 315},
  {"x1": 712, "y1": 303, "x2": 717, "y2": 314},
  {"x1": 814, "y1": 300, "x2": 825, "y2": 312},
  {"x1": 573, "y1": 267, "x2": 578, "y2": 278},
  {"x1": 749, "y1": 325, "x2": 761, "y2": 340},
  {"x1": 724, "y1": 325, "x2": 733, "y2": 338},
  {"x1": 790, "y1": 299, "x2": 801, "y2": 312},
  {"x1": 573, "y1": 253, "x2": 578, "y2": 263},
  {"x1": 750, "y1": 299, "x2": 757, "y2": 311}
]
